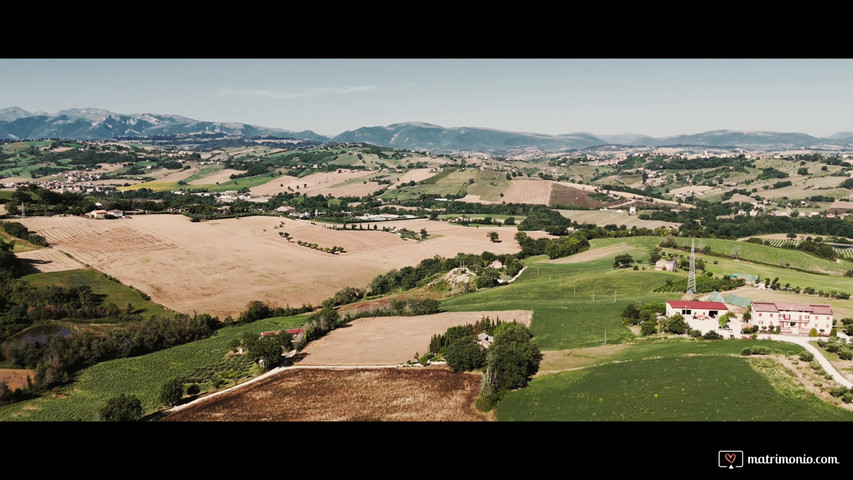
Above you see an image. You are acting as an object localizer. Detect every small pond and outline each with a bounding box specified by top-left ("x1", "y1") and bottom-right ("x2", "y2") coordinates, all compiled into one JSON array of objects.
[{"x1": 4, "y1": 324, "x2": 72, "y2": 347}]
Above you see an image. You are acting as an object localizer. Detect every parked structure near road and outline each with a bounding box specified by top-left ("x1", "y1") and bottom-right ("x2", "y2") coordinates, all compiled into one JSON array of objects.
[
  {"x1": 750, "y1": 301, "x2": 834, "y2": 335},
  {"x1": 665, "y1": 300, "x2": 727, "y2": 320}
]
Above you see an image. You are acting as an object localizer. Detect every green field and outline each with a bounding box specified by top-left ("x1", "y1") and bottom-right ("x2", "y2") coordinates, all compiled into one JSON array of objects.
[
  {"x1": 497, "y1": 349, "x2": 853, "y2": 421},
  {"x1": 181, "y1": 164, "x2": 225, "y2": 183},
  {"x1": 118, "y1": 172, "x2": 281, "y2": 193},
  {"x1": 0, "y1": 230, "x2": 43, "y2": 253},
  {"x1": 6, "y1": 234, "x2": 853, "y2": 422},
  {"x1": 21, "y1": 269, "x2": 176, "y2": 320},
  {"x1": 0, "y1": 314, "x2": 307, "y2": 421},
  {"x1": 118, "y1": 180, "x2": 180, "y2": 192},
  {"x1": 465, "y1": 170, "x2": 511, "y2": 201},
  {"x1": 382, "y1": 168, "x2": 478, "y2": 201},
  {"x1": 442, "y1": 237, "x2": 671, "y2": 350},
  {"x1": 440, "y1": 235, "x2": 853, "y2": 421},
  {"x1": 672, "y1": 237, "x2": 853, "y2": 276},
  {"x1": 700, "y1": 254, "x2": 853, "y2": 304}
]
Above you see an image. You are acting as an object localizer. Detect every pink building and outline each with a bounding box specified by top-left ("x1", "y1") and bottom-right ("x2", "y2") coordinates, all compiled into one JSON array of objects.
[{"x1": 750, "y1": 301, "x2": 834, "y2": 335}]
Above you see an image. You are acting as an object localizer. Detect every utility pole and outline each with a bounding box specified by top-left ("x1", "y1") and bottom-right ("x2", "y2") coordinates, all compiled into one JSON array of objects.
[{"x1": 687, "y1": 239, "x2": 697, "y2": 294}]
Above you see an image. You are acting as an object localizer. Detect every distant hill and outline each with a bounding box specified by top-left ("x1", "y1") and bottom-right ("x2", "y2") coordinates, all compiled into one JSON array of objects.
[
  {"x1": 0, "y1": 107, "x2": 328, "y2": 142},
  {"x1": 596, "y1": 133, "x2": 660, "y2": 146},
  {"x1": 650, "y1": 130, "x2": 824, "y2": 148},
  {"x1": 3, "y1": 106, "x2": 853, "y2": 153},
  {"x1": 332, "y1": 122, "x2": 608, "y2": 153}
]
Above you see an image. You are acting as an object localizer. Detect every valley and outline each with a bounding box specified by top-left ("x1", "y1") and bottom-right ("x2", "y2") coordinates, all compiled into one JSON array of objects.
[{"x1": 3, "y1": 136, "x2": 853, "y2": 425}]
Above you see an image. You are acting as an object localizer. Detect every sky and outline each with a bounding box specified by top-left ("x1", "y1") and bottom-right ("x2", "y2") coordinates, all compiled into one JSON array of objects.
[{"x1": 2, "y1": 58, "x2": 853, "y2": 139}]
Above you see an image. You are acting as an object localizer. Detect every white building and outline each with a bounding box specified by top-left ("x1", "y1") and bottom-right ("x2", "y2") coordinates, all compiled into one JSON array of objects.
[
  {"x1": 665, "y1": 300, "x2": 727, "y2": 320},
  {"x1": 750, "y1": 301, "x2": 834, "y2": 335},
  {"x1": 655, "y1": 259, "x2": 677, "y2": 272}
]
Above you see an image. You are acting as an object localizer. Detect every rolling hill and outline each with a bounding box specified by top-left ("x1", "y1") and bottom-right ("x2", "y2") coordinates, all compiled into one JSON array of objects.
[{"x1": 4, "y1": 106, "x2": 853, "y2": 154}]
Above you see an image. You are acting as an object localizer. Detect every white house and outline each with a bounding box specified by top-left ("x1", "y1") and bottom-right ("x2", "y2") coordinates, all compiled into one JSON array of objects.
[
  {"x1": 750, "y1": 301, "x2": 834, "y2": 335},
  {"x1": 655, "y1": 259, "x2": 677, "y2": 272},
  {"x1": 665, "y1": 300, "x2": 727, "y2": 320}
]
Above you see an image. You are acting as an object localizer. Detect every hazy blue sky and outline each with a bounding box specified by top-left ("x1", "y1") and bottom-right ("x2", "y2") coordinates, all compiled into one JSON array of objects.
[{"x1": 2, "y1": 59, "x2": 852, "y2": 138}]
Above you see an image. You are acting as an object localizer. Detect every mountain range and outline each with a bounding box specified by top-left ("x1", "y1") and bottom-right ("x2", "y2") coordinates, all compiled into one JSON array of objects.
[{"x1": 2, "y1": 106, "x2": 852, "y2": 153}]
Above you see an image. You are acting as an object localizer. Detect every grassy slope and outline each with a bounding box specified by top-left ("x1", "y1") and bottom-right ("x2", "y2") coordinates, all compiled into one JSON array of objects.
[
  {"x1": 441, "y1": 235, "x2": 853, "y2": 421},
  {"x1": 0, "y1": 315, "x2": 307, "y2": 421},
  {"x1": 674, "y1": 237, "x2": 852, "y2": 276},
  {"x1": 0, "y1": 230, "x2": 43, "y2": 252},
  {"x1": 382, "y1": 168, "x2": 477, "y2": 201},
  {"x1": 498, "y1": 350, "x2": 853, "y2": 421},
  {"x1": 442, "y1": 237, "x2": 669, "y2": 350},
  {"x1": 21, "y1": 269, "x2": 176, "y2": 320}
]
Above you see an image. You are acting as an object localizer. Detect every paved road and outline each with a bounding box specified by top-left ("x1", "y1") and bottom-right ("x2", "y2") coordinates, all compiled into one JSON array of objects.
[
  {"x1": 753, "y1": 333, "x2": 852, "y2": 389},
  {"x1": 688, "y1": 317, "x2": 852, "y2": 389}
]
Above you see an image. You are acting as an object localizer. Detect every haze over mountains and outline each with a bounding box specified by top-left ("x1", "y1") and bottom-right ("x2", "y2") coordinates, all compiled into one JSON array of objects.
[{"x1": 2, "y1": 106, "x2": 852, "y2": 153}]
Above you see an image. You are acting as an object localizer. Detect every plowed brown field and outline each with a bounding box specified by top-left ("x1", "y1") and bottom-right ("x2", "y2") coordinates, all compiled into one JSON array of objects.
[{"x1": 160, "y1": 367, "x2": 493, "y2": 421}]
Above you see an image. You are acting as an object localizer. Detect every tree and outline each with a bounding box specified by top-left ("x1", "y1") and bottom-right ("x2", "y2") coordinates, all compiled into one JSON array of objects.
[
  {"x1": 484, "y1": 339, "x2": 541, "y2": 393},
  {"x1": 487, "y1": 231, "x2": 500, "y2": 243},
  {"x1": 254, "y1": 334, "x2": 286, "y2": 370},
  {"x1": 613, "y1": 253, "x2": 633, "y2": 269},
  {"x1": 476, "y1": 267, "x2": 501, "y2": 289},
  {"x1": 662, "y1": 314, "x2": 689, "y2": 334},
  {"x1": 649, "y1": 248, "x2": 662, "y2": 264},
  {"x1": 99, "y1": 393, "x2": 144, "y2": 421},
  {"x1": 420, "y1": 228, "x2": 429, "y2": 240},
  {"x1": 481, "y1": 322, "x2": 541, "y2": 395},
  {"x1": 239, "y1": 300, "x2": 272, "y2": 323},
  {"x1": 621, "y1": 303, "x2": 641, "y2": 325},
  {"x1": 159, "y1": 378, "x2": 184, "y2": 407},
  {"x1": 640, "y1": 319, "x2": 658, "y2": 336},
  {"x1": 444, "y1": 336, "x2": 486, "y2": 372}
]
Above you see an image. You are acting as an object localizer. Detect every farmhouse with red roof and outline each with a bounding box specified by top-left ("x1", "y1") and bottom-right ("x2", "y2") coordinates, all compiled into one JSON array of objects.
[
  {"x1": 665, "y1": 300, "x2": 727, "y2": 320},
  {"x1": 750, "y1": 301, "x2": 834, "y2": 335}
]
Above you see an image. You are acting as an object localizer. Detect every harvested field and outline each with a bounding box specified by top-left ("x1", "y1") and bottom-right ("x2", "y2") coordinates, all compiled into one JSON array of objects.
[
  {"x1": 188, "y1": 168, "x2": 245, "y2": 185},
  {"x1": 160, "y1": 367, "x2": 493, "y2": 421},
  {"x1": 499, "y1": 179, "x2": 552, "y2": 205},
  {"x1": 309, "y1": 179, "x2": 383, "y2": 198},
  {"x1": 391, "y1": 168, "x2": 437, "y2": 187},
  {"x1": 0, "y1": 369, "x2": 35, "y2": 391},
  {"x1": 550, "y1": 183, "x2": 607, "y2": 209},
  {"x1": 298, "y1": 310, "x2": 533, "y2": 366},
  {"x1": 670, "y1": 185, "x2": 714, "y2": 196},
  {"x1": 147, "y1": 167, "x2": 199, "y2": 183},
  {"x1": 18, "y1": 215, "x2": 549, "y2": 318},
  {"x1": 250, "y1": 170, "x2": 374, "y2": 197},
  {"x1": 558, "y1": 209, "x2": 681, "y2": 229},
  {"x1": 15, "y1": 247, "x2": 85, "y2": 273}
]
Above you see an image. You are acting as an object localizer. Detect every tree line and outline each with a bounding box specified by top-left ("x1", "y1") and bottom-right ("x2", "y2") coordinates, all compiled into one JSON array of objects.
[{"x1": 425, "y1": 318, "x2": 541, "y2": 411}]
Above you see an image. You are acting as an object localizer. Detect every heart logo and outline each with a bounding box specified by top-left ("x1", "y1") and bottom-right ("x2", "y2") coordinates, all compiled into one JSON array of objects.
[{"x1": 725, "y1": 453, "x2": 736, "y2": 464}]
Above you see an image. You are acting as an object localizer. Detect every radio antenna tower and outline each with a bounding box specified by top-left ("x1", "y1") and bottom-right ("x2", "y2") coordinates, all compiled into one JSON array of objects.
[{"x1": 687, "y1": 239, "x2": 696, "y2": 294}]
